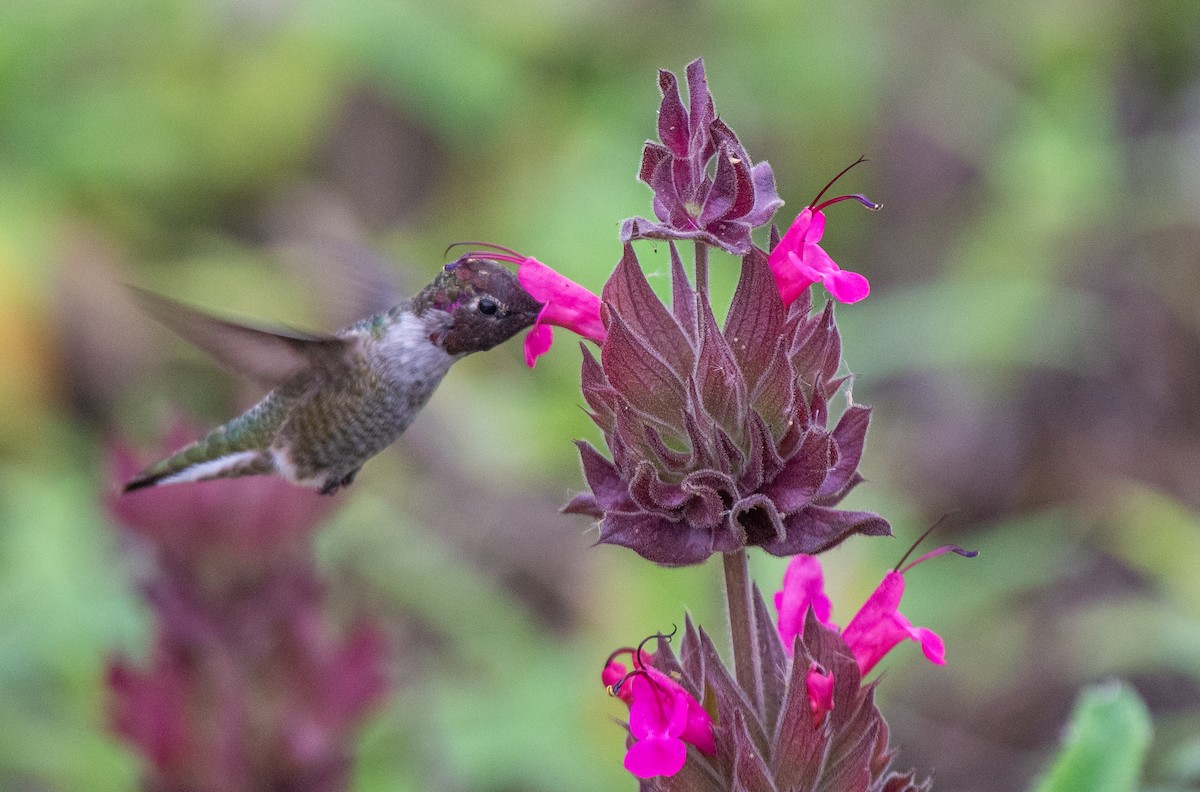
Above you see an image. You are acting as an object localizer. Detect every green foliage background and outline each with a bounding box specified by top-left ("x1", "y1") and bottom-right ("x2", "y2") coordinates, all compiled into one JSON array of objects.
[{"x1": 2, "y1": 0, "x2": 1199, "y2": 789}]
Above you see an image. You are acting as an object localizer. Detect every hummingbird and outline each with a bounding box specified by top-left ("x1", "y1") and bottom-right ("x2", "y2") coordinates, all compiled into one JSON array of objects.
[{"x1": 124, "y1": 256, "x2": 543, "y2": 495}]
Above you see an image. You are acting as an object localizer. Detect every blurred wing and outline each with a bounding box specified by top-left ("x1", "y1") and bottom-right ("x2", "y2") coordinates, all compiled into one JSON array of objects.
[
  {"x1": 129, "y1": 287, "x2": 357, "y2": 386},
  {"x1": 276, "y1": 237, "x2": 406, "y2": 328}
]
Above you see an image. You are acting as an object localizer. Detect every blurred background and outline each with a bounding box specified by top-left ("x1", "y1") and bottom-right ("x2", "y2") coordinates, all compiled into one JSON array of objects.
[{"x1": 2, "y1": 0, "x2": 1199, "y2": 789}]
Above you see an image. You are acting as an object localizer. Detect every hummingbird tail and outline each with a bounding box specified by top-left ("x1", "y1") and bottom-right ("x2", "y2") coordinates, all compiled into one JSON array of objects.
[{"x1": 124, "y1": 448, "x2": 277, "y2": 491}]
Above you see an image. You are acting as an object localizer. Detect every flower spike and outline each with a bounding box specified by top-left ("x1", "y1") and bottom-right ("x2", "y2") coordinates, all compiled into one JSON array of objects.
[{"x1": 621, "y1": 58, "x2": 783, "y2": 255}]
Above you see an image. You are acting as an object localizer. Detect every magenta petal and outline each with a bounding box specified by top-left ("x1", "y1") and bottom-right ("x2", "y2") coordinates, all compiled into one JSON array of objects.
[
  {"x1": 805, "y1": 664, "x2": 835, "y2": 726},
  {"x1": 624, "y1": 735, "x2": 688, "y2": 778},
  {"x1": 914, "y1": 626, "x2": 946, "y2": 665},
  {"x1": 628, "y1": 672, "x2": 689, "y2": 739},
  {"x1": 842, "y1": 570, "x2": 944, "y2": 675},
  {"x1": 517, "y1": 258, "x2": 605, "y2": 344},
  {"x1": 822, "y1": 268, "x2": 870, "y2": 303},
  {"x1": 775, "y1": 554, "x2": 837, "y2": 653},
  {"x1": 524, "y1": 320, "x2": 553, "y2": 368}
]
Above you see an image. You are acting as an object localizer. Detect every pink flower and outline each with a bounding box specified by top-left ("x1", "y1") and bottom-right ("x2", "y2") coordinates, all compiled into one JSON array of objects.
[
  {"x1": 769, "y1": 208, "x2": 871, "y2": 306},
  {"x1": 841, "y1": 568, "x2": 945, "y2": 675},
  {"x1": 774, "y1": 553, "x2": 837, "y2": 646},
  {"x1": 603, "y1": 648, "x2": 715, "y2": 779},
  {"x1": 775, "y1": 545, "x2": 971, "y2": 677},
  {"x1": 768, "y1": 159, "x2": 881, "y2": 307},
  {"x1": 516, "y1": 256, "x2": 606, "y2": 367}
]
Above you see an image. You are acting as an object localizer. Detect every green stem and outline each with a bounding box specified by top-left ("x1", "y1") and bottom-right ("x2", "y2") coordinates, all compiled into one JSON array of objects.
[
  {"x1": 694, "y1": 240, "x2": 709, "y2": 296},
  {"x1": 722, "y1": 548, "x2": 762, "y2": 715}
]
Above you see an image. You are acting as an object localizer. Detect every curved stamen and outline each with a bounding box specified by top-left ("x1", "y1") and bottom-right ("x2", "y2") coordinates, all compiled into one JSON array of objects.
[
  {"x1": 808, "y1": 156, "x2": 869, "y2": 208},
  {"x1": 812, "y1": 193, "x2": 882, "y2": 213},
  {"x1": 893, "y1": 512, "x2": 978, "y2": 574},
  {"x1": 634, "y1": 626, "x2": 678, "y2": 668}
]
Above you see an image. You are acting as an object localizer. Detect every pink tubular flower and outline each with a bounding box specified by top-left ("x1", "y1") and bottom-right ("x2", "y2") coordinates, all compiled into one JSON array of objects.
[
  {"x1": 449, "y1": 244, "x2": 605, "y2": 367},
  {"x1": 604, "y1": 647, "x2": 715, "y2": 779},
  {"x1": 774, "y1": 553, "x2": 837, "y2": 646},
  {"x1": 516, "y1": 256, "x2": 606, "y2": 366},
  {"x1": 769, "y1": 208, "x2": 870, "y2": 306},
  {"x1": 775, "y1": 544, "x2": 973, "y2": 677},
  {"x1": 768, "y1": 159, "x2": 880, "y2": 307}
]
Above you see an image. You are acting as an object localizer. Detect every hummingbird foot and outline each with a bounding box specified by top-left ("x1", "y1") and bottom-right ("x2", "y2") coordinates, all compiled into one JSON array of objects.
[{"x1": 318, "y1": 467, "x2": 361, "y2": 495}]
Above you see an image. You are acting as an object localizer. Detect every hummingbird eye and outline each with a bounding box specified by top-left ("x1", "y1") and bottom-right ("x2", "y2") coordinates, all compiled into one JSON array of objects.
[{"x1": 477, "y1": 297, "x2": 499, "y2": 316}]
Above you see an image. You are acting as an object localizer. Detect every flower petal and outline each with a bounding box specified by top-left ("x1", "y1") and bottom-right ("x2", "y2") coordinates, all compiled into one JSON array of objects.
[
  {"x1": 842, "y1": 570, "x2": 945, "y2": 676},
  {"x1": 516, "y1": 257, "x2": 605, "y2": 357},
  {"x1": 821, "y1": 268, "x2": 870, "y2": 304},
  {"x1": 624, "y1": 735, "x2": 688, "y2": 778},
  {"x1": 775, "y1": 554, "x2": 837, "y2": 653},
  {"x1": 523, "y1": 318, "x2": 553, "y2": 368},
  {"x1": 805, "y1": 664, "x2": 835, "y2": 726}
]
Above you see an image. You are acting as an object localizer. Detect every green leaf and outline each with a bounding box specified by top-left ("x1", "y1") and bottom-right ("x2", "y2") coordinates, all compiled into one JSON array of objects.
[{"x1": 1033, "y1": 681, "x2": 1152, "y2": 792}]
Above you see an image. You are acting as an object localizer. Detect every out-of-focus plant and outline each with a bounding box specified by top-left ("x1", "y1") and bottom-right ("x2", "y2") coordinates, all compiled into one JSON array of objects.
[{"x1": 107, "y1": 424, "x2": 388, "y2": 792}]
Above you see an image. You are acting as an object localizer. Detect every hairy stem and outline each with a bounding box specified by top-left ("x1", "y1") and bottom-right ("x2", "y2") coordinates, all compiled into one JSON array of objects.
[
  {"x1": 694, "y1": 240, "x2": 709, "y2": 296},
  {"x1": 722, "y1": 548, "x2": 763, "y2": 715}
]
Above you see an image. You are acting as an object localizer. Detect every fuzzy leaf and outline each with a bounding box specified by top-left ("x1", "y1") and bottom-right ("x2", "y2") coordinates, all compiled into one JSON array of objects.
[
  {"x1": 818, "y1": 407, "x2": 870, "y2": 502},
  {"x1": 762, "y1": 431, "x2": 831, "y2": 514},
  {"x1": 669, "y1": 243, "x2": 698, "y2": 341},
  {"x1": 762, "y1": 507, "x2": 892, "y2": 558},
  {"x1": 731, "y1": 709, "x2": 778, "y2": 792},
  {"x1": 656, "y1": 68, "x2": 690, "y2": 158},
  {"x1": 574, "y1": 441, "x2": 629, "y2": 511},
  {"x1": 684, "y1": 59, "x2": 716, "y2": 163},
  {"x1": 752, "y1": 583, "x2": 789, "y2": 740},
  {"x1": 599, "y1": 510, "x2": 714, "y2": 567},
  {"x1": 698, "y1": 628, "x2": 770, "y2": 758}
]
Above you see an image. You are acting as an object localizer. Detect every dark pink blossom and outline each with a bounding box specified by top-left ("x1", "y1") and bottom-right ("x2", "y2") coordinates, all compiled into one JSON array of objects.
[
  {"x1": 769, "y1": 208, "x2": 871, "y2": 306},
  {"x1": 775, "y1": 547, "x2": 970, "y2": 676},
  {"x1": 804, "y1": 663, "x2": 835, "y2": 727},
  {"x1": 603, "y1": 647, "x2": 715, "y2": 779},
  {"x1": 105, "y1": 426, "x2": 388, "y2": 792},
  {"x1": 516, "y1": 256, "x2": 605, "y2": 366},
  {"x1": 768, "y1": 159, "x2": 881, "y2": 307}
]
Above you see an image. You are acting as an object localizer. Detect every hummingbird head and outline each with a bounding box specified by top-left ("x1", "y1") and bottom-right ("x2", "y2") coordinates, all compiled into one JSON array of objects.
[{"x1": 423, "y1": 256, "x2": 543, "y2": 356}]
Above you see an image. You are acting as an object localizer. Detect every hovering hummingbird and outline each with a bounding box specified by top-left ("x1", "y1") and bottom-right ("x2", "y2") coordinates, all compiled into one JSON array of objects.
[{"x1": 124, "y1": 256, "x2": 543, "y2": 495}]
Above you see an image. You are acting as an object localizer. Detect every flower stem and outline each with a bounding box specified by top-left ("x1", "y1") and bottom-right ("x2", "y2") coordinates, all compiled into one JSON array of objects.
[
  {"x1": 694, "y1": 240, "x2": 709, "y2": 296},
  {"x1": 722, "y1": 548, "x2": 762, "y2": 715}
]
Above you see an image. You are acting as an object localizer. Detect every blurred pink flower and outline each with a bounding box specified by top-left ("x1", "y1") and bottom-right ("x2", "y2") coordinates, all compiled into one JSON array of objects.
[{"x1": 105, "y1": 424, "x2": 388, "y2": 792}]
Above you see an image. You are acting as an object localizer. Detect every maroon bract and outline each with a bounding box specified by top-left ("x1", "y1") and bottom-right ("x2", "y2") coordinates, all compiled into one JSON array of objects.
[
  {"x1": 564, "y1": 244, "x2": 889, "y2": 565},
  {"x1": 106, "y1": 426, "x2": 388, "y2": 792}
]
